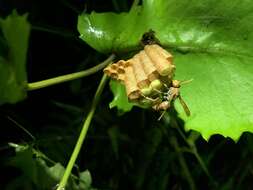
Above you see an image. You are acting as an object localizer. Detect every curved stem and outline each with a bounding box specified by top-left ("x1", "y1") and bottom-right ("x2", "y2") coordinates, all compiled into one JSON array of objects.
[
  {"x1": 6, "y1": 116, "x2": 36, "y2": 141},
  {"x1": 170, "y1": 136, "x2": 196, "y2": 190},
  {"x1": 172, "y1": 119, "x2": 213, "y2": 181},
  {"x1": 131, "y1": 0, "x2": 140, "y2": 9},
  {"x1": 32, "y1": 25, "x2": 76, "y2": 38},
  {"x1": 112, "y1": 0, "x2": 120, "y2": 11},
  {"x1": 56, "y1": 74, "x2": 108, "y2": 190},
  {"x1": 27, "y1": 54, "x2": 115, "y2": 91}
]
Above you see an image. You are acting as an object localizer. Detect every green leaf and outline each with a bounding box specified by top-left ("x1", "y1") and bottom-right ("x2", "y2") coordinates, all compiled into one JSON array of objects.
[
  {"x1": 174, "y1": 53, "x2": 253, "y2": 141},
  {"x1": 109, "y1": 80, "x2": 134, "y2": 113},
  {"x1": 9, "y1": 146, "x2": 38, "y2": 185},
  {"x1": 7, "y1": 143, "x2": 95, "y2": 190},
  {"x1": 48, "y1": 163, "x2": 65, "y2": 181},
  {"x1": 0, "y1": 11, "x2": 30, "y2": 105},
  {"x1": 79, "y1": 170, "x2": 92, "y2": 189},
  {"x1": 77, "y1": 0, "x2": 253, "y2": 140}
]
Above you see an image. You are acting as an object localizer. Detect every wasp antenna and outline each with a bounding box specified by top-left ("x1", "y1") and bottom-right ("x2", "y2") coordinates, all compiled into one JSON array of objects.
[
  {"x1": 180, "y1": 79, "x2": 193, "y2": 86},
  {"x1": 163, "y1": 83, "x2": 169, "y2": 89},
  {"x1": 178, "y1": 95, "x2": 191, "y2": 116},
  {"x1": 158, "y1": 110, "x2": 166, "y2": 121}
]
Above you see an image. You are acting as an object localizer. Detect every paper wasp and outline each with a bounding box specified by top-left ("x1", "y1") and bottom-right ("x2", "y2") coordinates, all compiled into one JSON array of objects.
[{"x1": 142, "y1": 79, "x2": 192, "y2": 120}]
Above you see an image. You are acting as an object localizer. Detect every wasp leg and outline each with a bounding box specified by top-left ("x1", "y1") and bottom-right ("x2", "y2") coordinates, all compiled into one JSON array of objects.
[
  {"x1": 141, "y1": 94, "x2": 160, "y2": 102},
  {"x1": 158, "y1": 110, "x2": 166, "y2": 121},
  {"x1": 153, "y1": 88, "x2": 163, "y2": 94},
  {"x1": 178, "y1": 95, "x2": 191, "y2": 116},
  {"x1": 163, "y1": 83, "x2": 169, "y2": 89}
]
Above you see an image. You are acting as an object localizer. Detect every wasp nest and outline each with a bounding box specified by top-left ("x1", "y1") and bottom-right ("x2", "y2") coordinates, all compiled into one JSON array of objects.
[{"x1": 104, "y1": 44, "x2": 175, "y2": 100}]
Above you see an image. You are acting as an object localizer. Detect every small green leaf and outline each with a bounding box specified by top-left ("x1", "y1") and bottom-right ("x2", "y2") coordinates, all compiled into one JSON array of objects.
[
  {"x1": 9, "y1": 146, "x2": 38, "y2": 185},
  {"x1": 78, "y1": 0, "x2": 253, "y2": 140},
  {"x1": 8, "y1": 143, "x2": 95, "y2": 190},
  {"x1": 0, "y1": 11, "x2": 30, "y2": 105},
  {"x1": 48, "y1": 163, "x2": 65, "y2": 181},
  {"x1": 79, "y1": 170, "x2": 92, "y2": 189},
  {"x1": 109, "y1": 80, "x2": 134, "y2": 113}
]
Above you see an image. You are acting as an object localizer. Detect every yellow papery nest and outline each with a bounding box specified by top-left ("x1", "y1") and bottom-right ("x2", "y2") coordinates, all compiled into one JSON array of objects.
[{"x1": 104, "y1": 44, "x2": 175, "y2": 100}]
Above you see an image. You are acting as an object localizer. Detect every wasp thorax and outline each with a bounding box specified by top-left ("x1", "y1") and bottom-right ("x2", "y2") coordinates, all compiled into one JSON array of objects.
[{"x1": 158, "y1": 101, "x2": 170, "y2": 110}]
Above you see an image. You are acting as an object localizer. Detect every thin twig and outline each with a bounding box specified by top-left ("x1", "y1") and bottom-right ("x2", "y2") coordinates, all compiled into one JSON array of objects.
[
  {"x1": 170, "y1": 136, "x2": 197, "y2": 190},
  {"x1": 171, "y1": 118, "x2": 213, "y2": 181},
  {"x1": 56, "y1": 74, "x2": 109, "y2": 190},
  {"x1": 6, "y1": 116, "x2": 36, "y2": 140},
  {"x1": 27, "y1": 54, "x2": 115, "y2": 91}
]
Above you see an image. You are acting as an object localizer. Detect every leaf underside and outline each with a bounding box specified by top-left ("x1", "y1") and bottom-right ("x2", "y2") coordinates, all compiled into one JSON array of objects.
[{"x1": 78, "y1": 0, "x2": 253, "y2": 141}]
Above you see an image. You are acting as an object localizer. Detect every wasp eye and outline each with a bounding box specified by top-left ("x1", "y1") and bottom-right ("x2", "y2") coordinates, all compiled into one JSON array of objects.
[{"x1": 172, "y1": 80, "x2": 181, "y2": 88}]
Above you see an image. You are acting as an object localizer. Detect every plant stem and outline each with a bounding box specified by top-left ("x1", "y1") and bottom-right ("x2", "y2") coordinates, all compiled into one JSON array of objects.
[
  {"x1": 6, "y1": 116, "x2": 36, "y2": 140},
  {"x1": 131, "y1": 0, "x2": 140, "y2": 9},
  {"x1": 171, "y1": 118, "x2": 213, "y2": 180},
  {"x1": 32, "y1": 25, "x2": 76, "y2": 38},
  {"x1": 191, "y1": 143, "x2": 212, "y2": 180},
  {"x1": 170, "y1": 136, "x2": 196, "y2": 190},
  {"x1": 56, "y1": 74, "x2": 108, "y2": 190},
  {"x1": 112, "y1": 0, "x2": 120, "y2": 12},
  {"x1": 27, "y1": 54, "x2": 115, "y2": 91}
]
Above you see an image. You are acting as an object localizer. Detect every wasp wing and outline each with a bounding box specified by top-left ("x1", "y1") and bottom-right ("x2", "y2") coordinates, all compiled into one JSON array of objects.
[{"x1": 178, "y1": 95, "x2": 191, "y2": 116}]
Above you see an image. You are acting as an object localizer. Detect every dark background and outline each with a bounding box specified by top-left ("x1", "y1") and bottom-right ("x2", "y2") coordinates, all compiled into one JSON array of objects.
[{"x1": 0, "y1": 0, "x2": 253, "y2": 189}]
